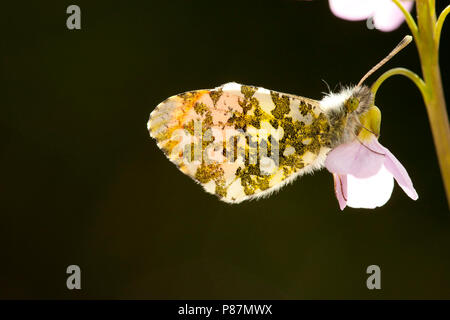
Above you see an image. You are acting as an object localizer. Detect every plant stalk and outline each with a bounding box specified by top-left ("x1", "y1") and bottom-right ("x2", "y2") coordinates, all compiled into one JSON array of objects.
[{"x1": 416, "y1": 0, "x2": 450, "y2": 208}]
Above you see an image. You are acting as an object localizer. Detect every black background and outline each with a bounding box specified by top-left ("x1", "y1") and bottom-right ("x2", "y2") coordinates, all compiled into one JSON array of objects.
[{"x1": 1, "y1": 0, "x2": 449, "y2": 299}]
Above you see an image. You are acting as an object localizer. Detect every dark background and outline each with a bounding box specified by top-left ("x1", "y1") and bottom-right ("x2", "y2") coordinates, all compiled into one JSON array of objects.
[{"x1": 1, "y1": 0, "x2": 449, "y2": 299}]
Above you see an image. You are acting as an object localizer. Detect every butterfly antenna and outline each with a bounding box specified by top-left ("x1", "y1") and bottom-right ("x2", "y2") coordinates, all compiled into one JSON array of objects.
[
  {"x1": 357, "y1": 35, "x2": 413, "y2": 87},
  {"x1": 321, "y1": 79, "x2": 331, "y2": 94}
]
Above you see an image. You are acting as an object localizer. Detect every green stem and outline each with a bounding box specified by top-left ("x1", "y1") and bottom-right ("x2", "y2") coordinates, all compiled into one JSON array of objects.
[
  {"x1": 415, "y1": 0, "x2": 450, "y2": 208},
  {"x1": 423, "y1": 64, "x2": 450, "y2": 209},
  {"x1": 435, "y1": 5, "x2": 450, "y2": 48},
  {"x1": 429, "y1": 0, "x2": 436, "y2": 21},
  {"x1": 392, "y1": 0, "x2": 420, "y2": 40},
  {"x1": 375, "y1": 1, "x2": 450, "y2": 208},
  {"x1": 371, "y1": 67, "x2": 428, "y2": 99}
]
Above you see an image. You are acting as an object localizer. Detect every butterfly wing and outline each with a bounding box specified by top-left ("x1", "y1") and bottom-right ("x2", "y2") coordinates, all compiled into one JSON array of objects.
[{"x1": 148, "y1": 82, "x2": 331, "y2": 203}]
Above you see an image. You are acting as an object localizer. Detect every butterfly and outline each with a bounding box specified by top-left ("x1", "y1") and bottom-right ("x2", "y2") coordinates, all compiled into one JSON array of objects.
[{"x1": 148, "y1": 36, "x2": 411, "y2": 204}]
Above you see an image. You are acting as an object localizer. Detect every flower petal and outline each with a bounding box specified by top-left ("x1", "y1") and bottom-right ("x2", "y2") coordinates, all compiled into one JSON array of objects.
[
  {"x1": 333, "y1": 173, "x2": 348, "y2": 210},
  {"x1": 329, "y1": 0, "x2": 377, "y2": 21},
  {"x1": 373, "y1": 0, "x2": 414, "y2": 32},
  {"x1": 346, "y1": 165, "x2": 394, "y2": 209},
  {"x1": 325, "y1": 139, "x2": 385, "y2": 178},
  {"x1": 381, "y1": 146, "x2": 419, "y2": 200}
]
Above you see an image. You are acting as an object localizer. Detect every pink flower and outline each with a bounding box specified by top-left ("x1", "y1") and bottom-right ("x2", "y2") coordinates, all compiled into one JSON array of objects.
[
  {"x1": 326, "y1": 136, "x2": 418, "y2": 210},
  {"x1": 329, "y1": 0, "x2": 414, "y2": 32}
]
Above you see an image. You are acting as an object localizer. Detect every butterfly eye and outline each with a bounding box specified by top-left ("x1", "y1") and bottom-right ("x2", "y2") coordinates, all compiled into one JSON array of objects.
[{"x1": 345, "y1": 97, "x2": 360, "y2": 112}]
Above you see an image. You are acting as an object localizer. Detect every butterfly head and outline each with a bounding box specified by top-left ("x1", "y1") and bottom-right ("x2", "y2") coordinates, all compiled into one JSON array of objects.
[
  {"x1": 320, "y1": 85, "x2": 373, "y2": 115},
  {"x1": 320, "y1": 85, "x2": 377, "y2": 147},
  {"x1": 344, "y1": 96, "x2": 359, "y2": 112},
  {"x1": 344, "y1": 85, "x2": 381, "y2": 141},
  {"x1": 344, "y1": 85, "x2": 374, "y2": 116}
]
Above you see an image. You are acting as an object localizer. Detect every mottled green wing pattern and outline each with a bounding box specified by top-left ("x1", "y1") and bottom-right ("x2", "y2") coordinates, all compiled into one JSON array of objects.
[{"x1": 148, "y1": 82, "x2": 331, "y2": 203}]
